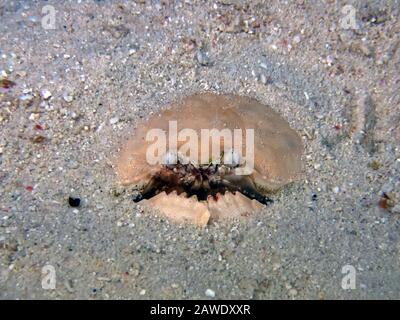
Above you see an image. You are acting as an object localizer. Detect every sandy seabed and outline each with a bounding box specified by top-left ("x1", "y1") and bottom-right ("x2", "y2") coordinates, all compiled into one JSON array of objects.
[{"x1": 0, "y1": 0, "x2": 399, "y2": 299}]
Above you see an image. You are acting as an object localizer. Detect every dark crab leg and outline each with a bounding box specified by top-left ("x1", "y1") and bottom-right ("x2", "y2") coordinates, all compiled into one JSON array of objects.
[
  {"x1": 221, "y1": 176, "x2": 273, "y2": 206},
  {"x1": 132, "y1": 177, "x2": 163, "y2": 202},
  {"x1": 133, "y1": 166, "x2": 273, "y2": 206},
  {"x1": 132, "y1": 192, "x2": 144, "y2": 203}
]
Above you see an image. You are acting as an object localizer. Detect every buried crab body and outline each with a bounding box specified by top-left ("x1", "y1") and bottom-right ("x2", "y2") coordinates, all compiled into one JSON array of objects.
[{"x1": 116, "y1": 93, "x2": 303, "y2": 226}]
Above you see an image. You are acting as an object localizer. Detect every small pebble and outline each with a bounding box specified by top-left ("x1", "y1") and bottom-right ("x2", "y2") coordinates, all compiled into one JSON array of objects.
[
  {"x1": 71, "y1": 112, "x2": 79, "y2": 120},
  {"x1": 326, "y1": 55, "x2": 335, "y2": 66},
  {"x1": 68, "y1": 196, "x2": 81, "y2": 207},
  {"x1": 0, "y1": 79, "x2": 16, "y2": 89},
  {"x1": 205, "y1": 288, "x2": 215, "y2": 298},
  {"x1": 139, "y1": 289, "x2": 146, "y2": 295},
  {"x1": 259, "y1": 74, "x2": 268, "y2": 84},
  {"x1": 29, "y1": 113, "x2": 39, "y2": 121},
  {"x1": 196, "y1": 50, "x2": 210, "y2": 66},
  {"x1": 40, "y1": 89, "x2": 52, "y2": 100},
  {"x1": 66, "y1": 160, "x2": 79, "y2": 169},
  {"x1": 109, "y1": 117, "x2": 119, "y2": 125},
  {"x1": 63, "y1": 93, "x2": 74, "y2": 103},
  {"x1": 368, "y1": 160, "x2": 381, "y2": 170},
  {"x1": 97, "y1": 277, "x2": 111, "y2": 282},
  {"x1": 293, "y1": 34, "x2": 301, "y2": 44},
  {"x1": 19, "y1": 94, "x2": 33, "y2": 101},
  {"x1": 31, "y1": 135, "x2": 46, "y2": 143},
  {"x1": 289, "y1": 288, "x2": 298, "y2": 296},
  {"x1": 333, "y1": 186, "x2": 340, "y2": 194}
]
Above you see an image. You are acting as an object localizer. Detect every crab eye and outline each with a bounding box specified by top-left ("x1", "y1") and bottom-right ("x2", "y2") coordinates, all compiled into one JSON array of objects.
[
  {"x1": 162, "y1": 151, "x2": 178, "y2": 165},
  {"x1": 177, "y1": 153, "x2": 190, "y2": 165},
  {"x1": 162, "y1": 151, "x2": 192, "y2": 165},
  {"x1": 223, "y1": 149, "x2": 241, "y2": 167}
]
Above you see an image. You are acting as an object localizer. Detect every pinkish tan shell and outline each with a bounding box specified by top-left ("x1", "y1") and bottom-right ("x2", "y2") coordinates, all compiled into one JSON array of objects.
[
  {"x1": 116, "y1": 93, "x2": 303, "y2": 192},
  {"x1": 116, "y1": 93, "x2": 303, "y2": 225}
]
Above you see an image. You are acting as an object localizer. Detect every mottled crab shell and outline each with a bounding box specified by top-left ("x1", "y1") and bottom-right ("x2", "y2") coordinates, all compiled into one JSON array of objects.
[{"x1": 115, "y1": 93, "x2": 303, "y2": 226}]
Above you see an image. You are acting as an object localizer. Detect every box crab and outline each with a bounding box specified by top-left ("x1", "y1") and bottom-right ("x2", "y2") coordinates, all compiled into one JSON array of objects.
[{"x1": 116, "y1": 93, "x2": 303, "y2": 226}]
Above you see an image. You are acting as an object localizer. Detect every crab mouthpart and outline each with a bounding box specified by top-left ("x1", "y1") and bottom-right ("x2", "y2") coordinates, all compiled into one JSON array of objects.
[
  {"x1": 134, "y1": 163, "x2": 273, "y2": 204},
  {"x1": 133, "y1": 163, "x2": 272, "y2": 226}
]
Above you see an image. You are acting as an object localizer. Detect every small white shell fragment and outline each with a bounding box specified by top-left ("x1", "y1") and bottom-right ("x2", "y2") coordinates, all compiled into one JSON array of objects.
[
  {"x1": 40, "y1": 89, "x2": 52, "y2": 100},
  {"x1": 205, "y1": 289, "x2": 215, "y2": 298},
  {"x1": 293, "y1": 34, "x2": 301, "y2": 43},
  {"x1": 109, "y1": 117, "x2": 119, "y2": 125},
  {"x1": 20, "y1": 94, "x2": 33, "y2": 101},
  {"x1": 63, "y1": 93, "x2": 74, "y2": 102}
]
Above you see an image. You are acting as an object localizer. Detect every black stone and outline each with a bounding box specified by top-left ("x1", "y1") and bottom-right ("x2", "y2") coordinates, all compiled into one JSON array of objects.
[{"x1": 68, "y1": 196, "x2": 81, "y2": 207}]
